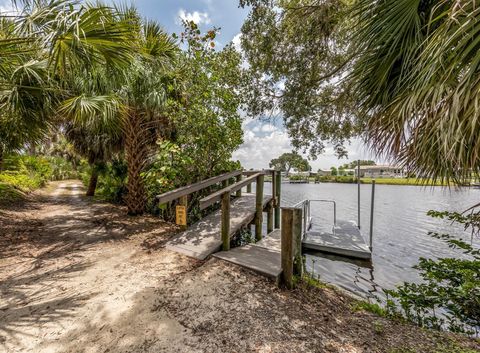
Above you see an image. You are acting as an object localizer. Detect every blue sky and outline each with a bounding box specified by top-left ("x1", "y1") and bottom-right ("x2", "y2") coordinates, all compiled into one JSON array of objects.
[
  {"x1": 0, "y1": 0, "x2": 375, "y2": 170},
  {"x1": 129, "y1": 0, "x2": 248, "y2": 47}
]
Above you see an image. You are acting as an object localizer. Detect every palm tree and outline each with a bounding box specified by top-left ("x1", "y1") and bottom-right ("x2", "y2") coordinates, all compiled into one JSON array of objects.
[
  {"x1": 0, "y1": 0, "x2": 132, "y2": 167},
  {"x1": 59, "y1": 8, "x2": 177, "y2": 214},
  {"x1": 119, "y1": 22, "x2": 177, "y2": 214},
  {"x1": 350, "y1": 0, "x2": 480, "y2": 183}
]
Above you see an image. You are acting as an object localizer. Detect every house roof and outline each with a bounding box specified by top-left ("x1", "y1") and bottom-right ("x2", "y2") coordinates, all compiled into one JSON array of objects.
[{"x1": 359, "y1": 165, "x2": 402, "y2": 170}]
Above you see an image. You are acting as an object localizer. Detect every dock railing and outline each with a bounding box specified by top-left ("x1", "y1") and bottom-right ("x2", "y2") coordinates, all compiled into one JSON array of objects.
[
  {"x1": 156, "y1": 169, "x2": 281, "y2": 251},
  {"x1": 292, "y1": 199, "x2": 336, "y2": 239}
]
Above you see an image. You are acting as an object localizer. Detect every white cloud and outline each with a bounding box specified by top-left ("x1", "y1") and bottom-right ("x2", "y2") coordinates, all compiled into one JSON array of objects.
[
  {"x1": 233, "y1": 127, "x2": 293, "y2": 170},
  {"x1": 232, "y1": 33, "x2": 242, "y2": 52},
  {"x1": 176, "y1": 8, "x2": 211, "y2": 25},
  {"x1": 0, "y1": 0, "x2": 18, "y2": 15},
  {"x1": 233, "y1": 121, "x2": 378, "y2": 170}
]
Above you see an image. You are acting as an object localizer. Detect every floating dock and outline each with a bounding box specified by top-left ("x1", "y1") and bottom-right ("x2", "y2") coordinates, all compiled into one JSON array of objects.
[{"x1": 302, "y1": 220, "x2": 371, "y2": 259}]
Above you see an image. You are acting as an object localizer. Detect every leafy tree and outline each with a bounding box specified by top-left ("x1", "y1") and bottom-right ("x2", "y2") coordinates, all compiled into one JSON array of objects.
[
  {"x1": 143, "y1": 23, "x2": 245, "y2": 215},
  {"x1": 349, "y1": 0, "x2": 480, "y2": 183},
  {"x1": 167, "y1": 21, "x2": 244, "y2": 181},
  {"x1": 330, "y1": 166, "x2": 337, "y2": 176},
  {"x1": 239, "y1": 0, "x2": 358, "y2": 159},
  {"x1": 270, "y1": 152, "x2": 310, "y2": 176}
]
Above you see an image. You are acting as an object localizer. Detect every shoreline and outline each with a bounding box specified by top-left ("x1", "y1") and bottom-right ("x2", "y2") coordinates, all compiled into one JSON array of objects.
[
  {"x1": 278, "y1": 177, "x2": 476, "y2": 187},
  {"x1": 1, "y1": 182, "x2": 479, "y2": 352}
]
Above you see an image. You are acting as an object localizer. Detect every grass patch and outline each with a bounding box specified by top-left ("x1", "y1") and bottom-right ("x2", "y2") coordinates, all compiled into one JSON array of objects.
[{"x1": 352, "y1": 300, "x2": 389, "y2": 316}]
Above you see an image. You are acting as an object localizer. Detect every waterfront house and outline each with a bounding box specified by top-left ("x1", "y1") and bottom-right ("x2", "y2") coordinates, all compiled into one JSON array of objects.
[{"x1": 356, "y1": 165, "x2": 405, "y2": 178}]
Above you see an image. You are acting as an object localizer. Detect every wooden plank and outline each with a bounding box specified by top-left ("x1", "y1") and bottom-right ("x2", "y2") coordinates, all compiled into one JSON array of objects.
[
  {"x1": 166, "y1": 195, "x2": 273, "y2": 260},
  {"x1": 199, "y1": 173, "x2": 260, "y2": 210},
  {"x1": 213, "y1": 245, "x2": 282, "y2": 281},
  {"x1": 221, "y1": 192, "x2": 230, "y2": 251},
  {"x1": 255, "y1": 229, "x2": 281, "y2": 251},
  {"x1": 242, "y1": 169, "x2": 273, "y2": 176},
  {"x1": 156, "y1": 170, "x2": 242, "y2": 204}
]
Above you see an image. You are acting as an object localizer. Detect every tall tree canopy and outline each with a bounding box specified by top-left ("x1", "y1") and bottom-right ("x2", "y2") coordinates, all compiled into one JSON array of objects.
[
  {"x1": 0, "y1": 1, "x2": 132, "y2": 166},
  {"x1": 269, "y1": 152, "x2": 311, "y2": 176},
  {"x1": 239, "y1": 0, "x2": 358, "y2": 159},
  {"x1": 350, "y1": 0, "x2": 480, "y2": 183}
]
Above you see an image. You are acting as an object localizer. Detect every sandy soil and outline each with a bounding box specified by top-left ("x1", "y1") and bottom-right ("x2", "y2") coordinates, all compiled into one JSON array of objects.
[{"x1": 0, "y1": 181, "x2": 478, "y2": 353}]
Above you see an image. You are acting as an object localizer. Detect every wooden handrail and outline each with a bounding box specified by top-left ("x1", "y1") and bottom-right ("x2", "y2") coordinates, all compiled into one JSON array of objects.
[
  {"x1": 156, "y1": 170, "x2": 242, "y2": 204},
  {"x1": 199, "y1": 173, "x2": 261, "y2": 210},
  {"x1": 242, "y1": 169, "x2": 274, "y2": 176}
]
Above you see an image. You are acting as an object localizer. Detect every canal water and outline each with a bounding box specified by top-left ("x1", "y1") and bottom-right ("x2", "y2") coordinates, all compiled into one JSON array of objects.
[{"x1": 267, "y1": 182, "x2": 480, "y2": 300}]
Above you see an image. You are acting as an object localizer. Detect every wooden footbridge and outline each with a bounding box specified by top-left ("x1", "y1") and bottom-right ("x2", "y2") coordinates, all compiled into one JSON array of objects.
[{"x1": 156, "y1": 169, "x2": 374, "y2": 288}]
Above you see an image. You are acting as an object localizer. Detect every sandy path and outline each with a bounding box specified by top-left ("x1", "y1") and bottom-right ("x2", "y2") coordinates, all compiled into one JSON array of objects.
[
  {"x1": 0, "y1": 181, "x2": 478, "y2": 353},
  {"x1": 0, "y1": 181, "x2": 199, "y2": 353}
]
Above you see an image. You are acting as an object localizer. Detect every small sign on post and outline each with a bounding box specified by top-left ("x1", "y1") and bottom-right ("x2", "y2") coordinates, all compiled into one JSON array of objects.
[{"x1": 176, "y1": 205, "x2": 187, "y2": 226}]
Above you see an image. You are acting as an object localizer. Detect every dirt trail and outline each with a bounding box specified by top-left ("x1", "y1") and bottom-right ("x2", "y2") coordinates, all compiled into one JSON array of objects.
[
  {"x1": 0, "y1": 181, "x2": 198, "y2": 352},
  {"x1": 0, "y1": 181, "x2": 478, "y2": 353}
]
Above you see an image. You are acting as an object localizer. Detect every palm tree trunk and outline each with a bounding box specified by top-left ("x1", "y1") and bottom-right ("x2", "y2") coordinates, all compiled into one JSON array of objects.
[
  {"x1": 86, "y1": 167, "x2": 99, "y2": 197},
  {"x1": 124, "y1": 112, "x2": 148, "y2": 215}
]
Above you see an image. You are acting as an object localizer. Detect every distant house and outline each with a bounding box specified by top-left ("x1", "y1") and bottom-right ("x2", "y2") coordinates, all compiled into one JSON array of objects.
[
  {"x1": 356, "y1": 165, "x2": 405, "y2": 178},
  {"x1": 317, "y1": 169, "x2": 331, "y2": 176},
  {"x1": 341, "y1": 168, "x2": 356, "y2": 176},
  {"x1": 292, "y1": 171, "x2": 312, "y2": 178}
]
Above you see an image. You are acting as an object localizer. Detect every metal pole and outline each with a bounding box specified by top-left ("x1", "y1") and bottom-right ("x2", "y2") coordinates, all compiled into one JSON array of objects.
[
  {"x1": 357, "y1": 160, "x2": 361, "y2": 229},
  {"x1": 333, "y1": 201, "x2": 336, "y2": 226},
  {"x1": 369, "y1": 180, "x2": 375, "y2": 251}
]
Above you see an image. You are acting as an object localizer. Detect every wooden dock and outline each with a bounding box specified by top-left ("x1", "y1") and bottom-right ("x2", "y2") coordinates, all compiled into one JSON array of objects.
[
  {"x1": 213, "y1": 229, "x2": 282, "y2": 281},
  {"x1": 157, "y1": 171, "x2": 373, "y2": 289},
  {"x1": 166, "y1": 194, "x2": 273, "y2": 260}
]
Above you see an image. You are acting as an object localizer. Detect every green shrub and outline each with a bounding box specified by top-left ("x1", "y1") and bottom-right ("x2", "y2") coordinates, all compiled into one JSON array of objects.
[
  {"x1": 382, "y1": 210, "x2": 480, "y2": 335},
  {"x1": 0, "y1": 155, "x2": 48, "y2": 203},
  {"x1": 46, "y1": 156, "x2": 79, "y2": 180},
  {"x1": 97, "y1": 159, "x2": 127, "y2": 203}
]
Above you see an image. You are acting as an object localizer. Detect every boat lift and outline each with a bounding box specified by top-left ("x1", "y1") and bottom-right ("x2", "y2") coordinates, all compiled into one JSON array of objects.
[{"x1": 298, "y1": 161, "x2": 376, "y2": 260}]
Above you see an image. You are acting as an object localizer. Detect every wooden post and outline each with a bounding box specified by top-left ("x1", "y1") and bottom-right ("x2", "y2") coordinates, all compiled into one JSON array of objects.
[
  {"x1": 236, "y1": 174, "x2": 242, "y2": 197},
  {"x1": 272, "y1": 170, "x2": 277, "y2": 204},
  {"x1": 274, "y1": 172, "x2": 281, "y2": 228},
  {"x1": 281, "y1": 207, "x2": 294, "y2": 289},
  {"x1": 255, "y1": 174, "x2": 264, "y2": 241},
  {"x1": 247, "y1": 182, "x2": 252, "y2": 193},
  {"x1": 292, "y1": 207, "x2": 303, "y2": 277},
  {"x1": 221, "y1": 192, "x2": 230, "y2": 251},
  {"x1": 178, "y1": 195, "x2": 188, "y2": 230},
  {"x1": 267, "y1": 202, "x2": 273, "y2": 234}
]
